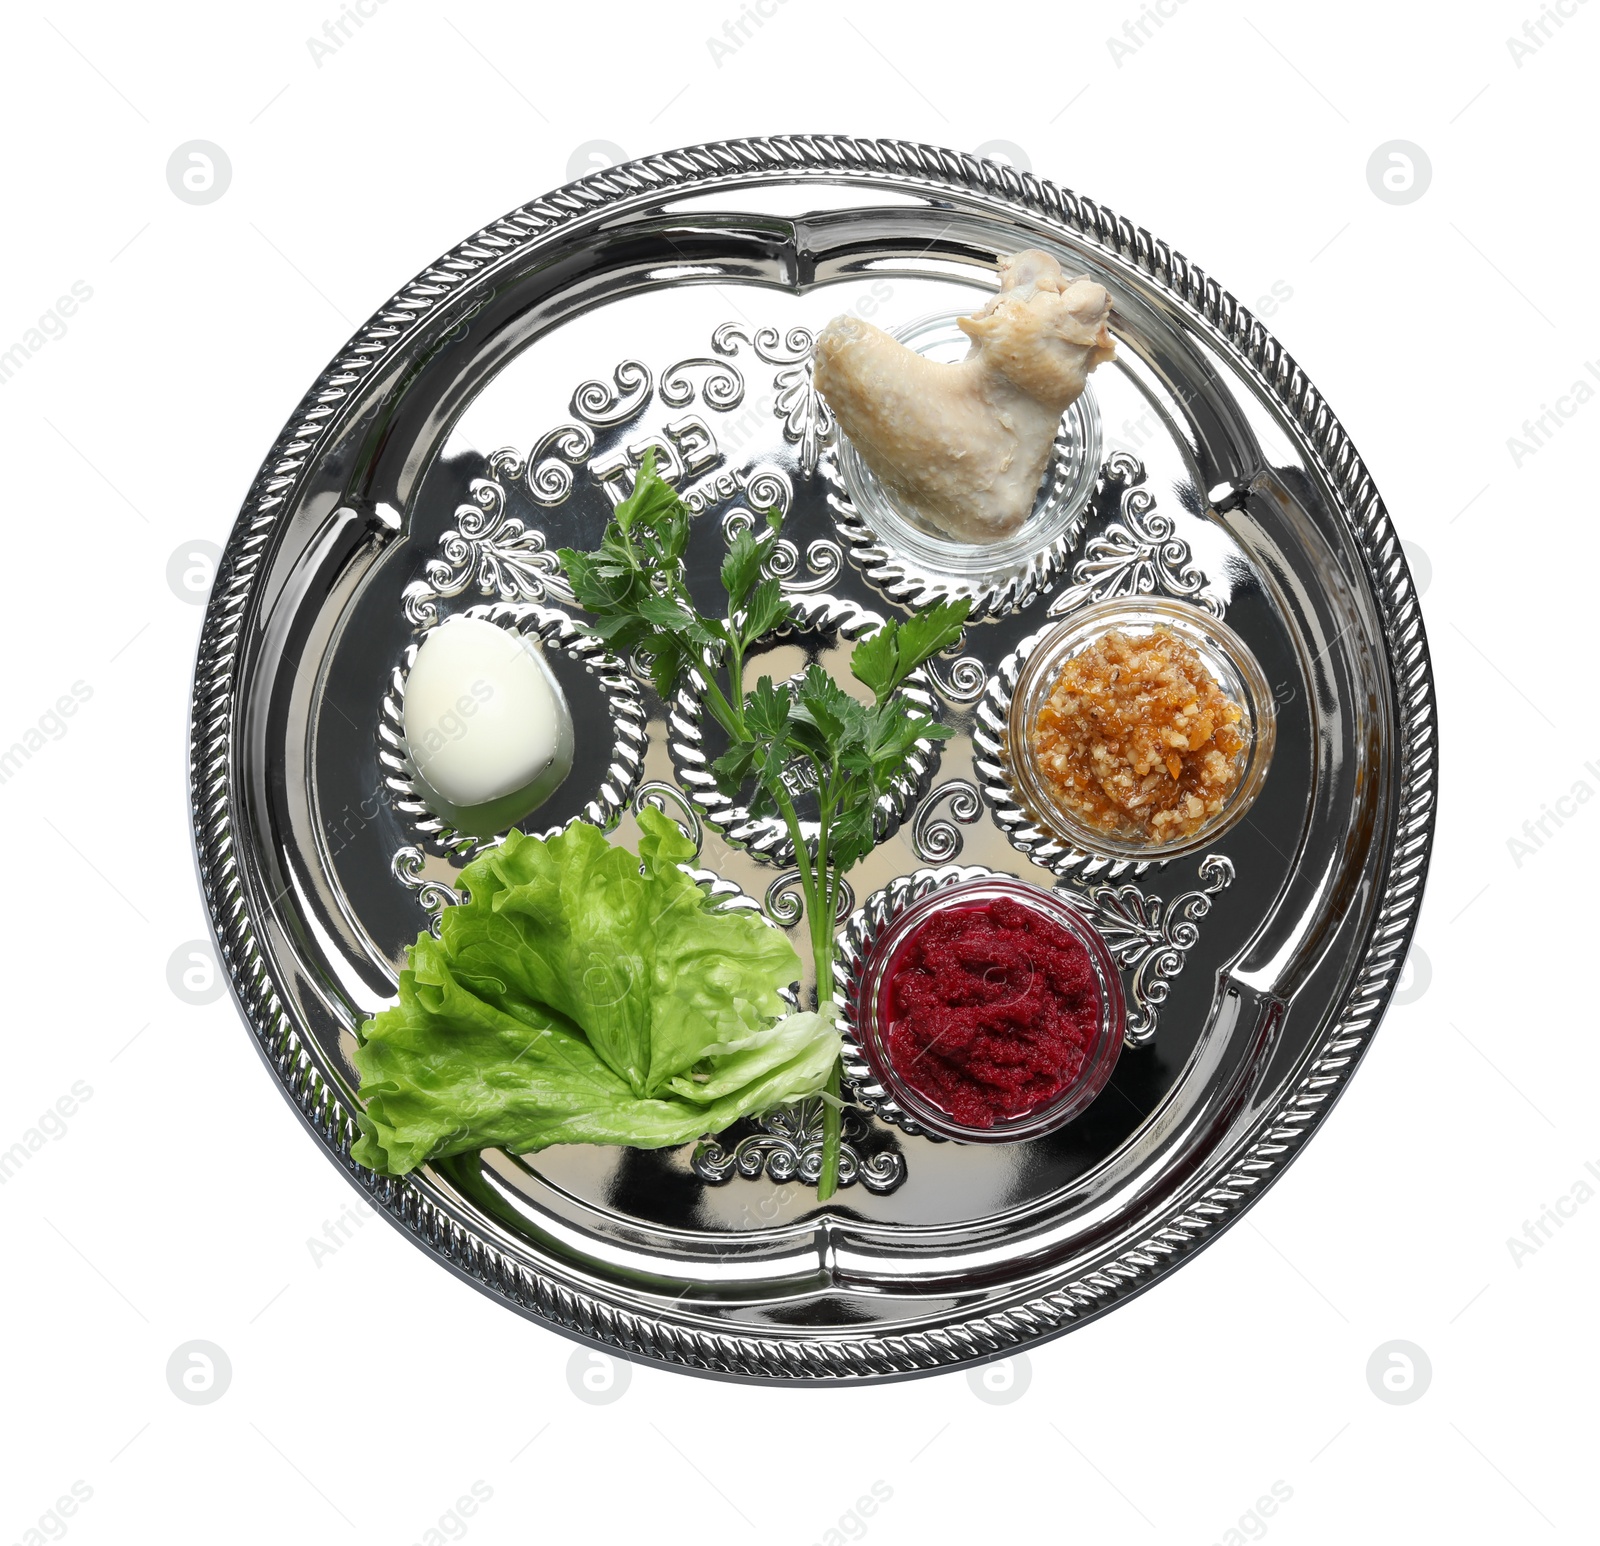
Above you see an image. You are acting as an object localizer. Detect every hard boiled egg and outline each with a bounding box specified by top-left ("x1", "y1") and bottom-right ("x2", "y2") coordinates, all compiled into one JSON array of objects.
[{"x1": 402, "y1": 615, "x2": 575, "y2": 834}]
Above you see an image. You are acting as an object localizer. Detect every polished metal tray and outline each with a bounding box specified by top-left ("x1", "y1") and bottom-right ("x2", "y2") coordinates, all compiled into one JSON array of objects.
[{"x1": 189, "y1": 137, "x2": 1436, "y2": 1382}]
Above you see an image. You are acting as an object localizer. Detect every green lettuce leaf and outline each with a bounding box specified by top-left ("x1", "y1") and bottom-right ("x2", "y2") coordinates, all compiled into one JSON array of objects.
[{"x1": 350, "y1": 809, "x2": 838, "y2": 1176}]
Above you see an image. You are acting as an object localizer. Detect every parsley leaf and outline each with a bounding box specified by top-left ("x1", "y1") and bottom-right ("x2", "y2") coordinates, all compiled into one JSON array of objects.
[
  {"x1": 892, "y1": 597, "x2": 970, "y2": 677},
  {"x1": 850, "y1": 597, "x2": 970, "y2": 701},
  {"x1": 720, "y1": 528, "x2": 768, "y2": 607},
  {"x1": 739, "y1": 577, "x2": 792, "y2": 648},
  {"x1": 556, "y1": 459, "x2": 969, "y2": 1203},
  {"x1": 848, "y1": 622, "x2": 899, "y2": 699},
  {"x1": 745, "y1": 676, "x2": 793, "y2": 740},
  {"x1": 711, "y1": 739, "x2": 757, "y2": 796},
  {"x1": 791, "y1": 663, "x2": 860, "y2": 747}
]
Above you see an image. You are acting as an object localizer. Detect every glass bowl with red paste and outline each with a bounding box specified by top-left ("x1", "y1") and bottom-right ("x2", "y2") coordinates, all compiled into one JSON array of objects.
[{"x1": 858, "y1": 876, "x2": 1125, "y2": 1142}]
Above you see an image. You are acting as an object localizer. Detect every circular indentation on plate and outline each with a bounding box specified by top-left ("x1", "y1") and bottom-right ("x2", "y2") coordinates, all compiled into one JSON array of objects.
[
  {"x1": 378, "y1": 602, "x2": 646, "y2": 859},
  {"x1": 836, "y1": 867, "x2": 1124, "y2": 1142},
  {"x1": 668, "y1": 592, "x2": 942, "y2": 867},
  {"x1": 823, "y1": 309, "x2": 1101, "y2": 620},
  {"x1": 974, "y1": 599, "x2": 1276, "y2": 874}
]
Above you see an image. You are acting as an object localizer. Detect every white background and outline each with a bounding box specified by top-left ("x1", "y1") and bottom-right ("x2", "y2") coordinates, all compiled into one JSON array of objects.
[{"x1": 1, "y1": 1, "x2": 1593, "y2": 1542}]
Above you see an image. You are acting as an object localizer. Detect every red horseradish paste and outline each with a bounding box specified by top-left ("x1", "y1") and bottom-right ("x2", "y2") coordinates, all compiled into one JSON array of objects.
[{"x1": 882, "y1": 897, "x2": 1102, "y2": 1128}]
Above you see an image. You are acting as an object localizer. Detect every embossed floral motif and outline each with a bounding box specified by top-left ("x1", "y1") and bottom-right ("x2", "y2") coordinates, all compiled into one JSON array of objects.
[
  {"x1": 711, "y1": 465, "x2": 793, "y2": 525},
  {"x1": 406, "y1": 325, "x2": 836, "y2": 625},
  {"x1": 721, "y1": 485, "x2": 844, "y2": 595},
  {"x1": 571, "y1": 359, "x2": 653, "y2": 426},
  {"x1": 713, "y1": 322, "x2": 832, "y2": 475},
  {"x1": 508, "y1": 426, "x2": 596, "y2": 508},
  {"x1": 1077, "y1": 853, "x2": 1235, "y2": 1044},
  {"x1": 764, "y1": 869, "x2": 854, "y2": 925},
  {"x1": 632, "y1": 779, "x2": 705, "y2": 854},
  {"x1": 1048, "y1": 452, "x2": 1222, "y2": 618},
  {"x1": 911, "y1": 778, "x2": 984, "y2": 862},
  {"x1": 761, "y1": 534, "x2": 845, "y2": 592},
  {"x1": 691, "y1": 1097, "x2": 906, "y2": 1193},
  {"x1": 660, "y1": 355, "x2": 744, "y2": 410},
  {"x1": 401, "y1": 473, "x2": 572, "y2": 627},
  {"x1": 925, "y1": 653, "x2": 989, "y2": 704},
  {"x1": 391, "y1": 845, "x2": 463, "y2": 937}
]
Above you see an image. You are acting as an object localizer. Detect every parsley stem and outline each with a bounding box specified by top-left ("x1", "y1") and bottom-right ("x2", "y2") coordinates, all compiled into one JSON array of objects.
[
  {"x1": 818, "y1": 1058, "x2": 842, "y2": 1199},
  {"x1": 771, "y1": 778, "x2": 840, "y2": 1200},
  {"x1": 697, "y1": 672, "x2": 745, "y2": 744},
  {"x1": 810, "y1": 782, "x2": 842, "y2": 1202},
  {"x1": 563, "y1": 467, "x2": 970, "y2": 1210},
  {"x1": 726, "y1": 636, "x2": 746, "y2": 732},
  {"x1": 771, "y1": 782, "x2": 819, "y2": 924}
]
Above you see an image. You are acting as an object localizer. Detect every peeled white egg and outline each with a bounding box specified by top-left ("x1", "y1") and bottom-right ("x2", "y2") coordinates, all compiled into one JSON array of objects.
[{"x1": 402, "y1": 615, "x2": 575, "y2": 829}]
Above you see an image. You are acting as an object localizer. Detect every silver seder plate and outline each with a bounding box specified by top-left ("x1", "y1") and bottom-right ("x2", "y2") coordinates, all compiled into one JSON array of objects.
[{"x1": 189, "y1": 137, "x2": 1436, "y2": 1383}]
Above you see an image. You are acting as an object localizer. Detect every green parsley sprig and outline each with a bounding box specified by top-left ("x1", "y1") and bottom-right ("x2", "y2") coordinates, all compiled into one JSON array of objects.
[{"x1": 559, "y1": 453, "x2": 969, "y2": 1198}]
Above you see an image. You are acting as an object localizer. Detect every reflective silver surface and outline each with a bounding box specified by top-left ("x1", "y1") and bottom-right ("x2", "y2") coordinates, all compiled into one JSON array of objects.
[{"x1": 189, "y1": 137, "x2": 1435, "y2": 1382}]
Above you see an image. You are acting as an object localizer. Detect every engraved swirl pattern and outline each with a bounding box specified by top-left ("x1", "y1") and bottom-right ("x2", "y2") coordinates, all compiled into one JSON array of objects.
[
  {"x1": 690, "y1": 1097, "x2": 906, "y2": 1194},
  {"x1": 190, "y1": 135, "x2": 1437, "y2": 1382}
]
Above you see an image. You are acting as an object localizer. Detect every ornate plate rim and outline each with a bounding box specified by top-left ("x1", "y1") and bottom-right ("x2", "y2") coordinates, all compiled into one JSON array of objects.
[{"x1": 189, "y1": 135, "x2": 1435, "y2": 1384}]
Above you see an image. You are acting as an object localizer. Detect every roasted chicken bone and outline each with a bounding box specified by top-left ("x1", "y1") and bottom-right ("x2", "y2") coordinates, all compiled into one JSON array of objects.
[{"x1": 814, "y1": 249, "x2": 1115, "y2": 543}]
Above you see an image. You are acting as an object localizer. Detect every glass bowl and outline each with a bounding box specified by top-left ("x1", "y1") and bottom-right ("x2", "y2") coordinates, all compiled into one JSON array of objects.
[
  {"x1": 831, "y1": 309, "x2": 1101, "y2": 607},
  {"x1": 1006, "y1": 598, "x2": 1277, "y2": 863},
  {"x1": 853, "y1": 875, "x2": 1125, "y2": 1144}
]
